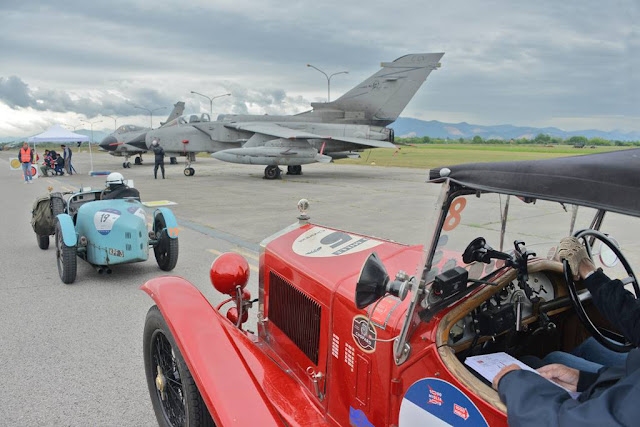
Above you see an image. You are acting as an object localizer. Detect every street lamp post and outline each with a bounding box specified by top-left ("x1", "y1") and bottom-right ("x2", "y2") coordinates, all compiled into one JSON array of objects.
[
  {"x1": 81, "y1": 119, "x2": 102, "y2": 175},
  {"x1": 104, "y1": 115, "x2": 117, "y2": 132},
  {"x1": 306, "y1": 64, "x2": 348, "y2": 102},
  {"x1": 190, "y1": 91, "x2": 231, "y2": 117},
  {"x1": 134, "y1": 106, "x2": 166, "y2": 129}
]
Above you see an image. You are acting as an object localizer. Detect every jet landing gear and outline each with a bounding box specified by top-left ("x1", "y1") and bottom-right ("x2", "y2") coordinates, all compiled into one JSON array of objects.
[
  {"x1": 170, "y1": 157, "x2": 178, "y2": 165},
  {"x1": 122, "y1": 156, "x2": 131, "y2": 168},
  {"x1": 264, "y1": 166, "x2": 282, "y2": 180},
  {"x1": 134, "y1": 155, "x2": 143, "y2": 165},
  {"x1": 183, "y1": 153, "x2": 196, "y2": 177},
  {"x1": 287, "y1": 165, "x2": 302, "y2": 175}
]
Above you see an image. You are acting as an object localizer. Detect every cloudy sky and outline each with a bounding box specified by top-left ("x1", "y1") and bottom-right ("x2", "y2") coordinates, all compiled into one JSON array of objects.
[{"x1": 0, "y1": 0, "x2": 638, "y2": 137}]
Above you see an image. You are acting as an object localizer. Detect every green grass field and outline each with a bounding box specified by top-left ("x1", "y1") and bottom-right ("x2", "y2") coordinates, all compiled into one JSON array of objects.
[{"x1": 336, "y1": 144, "x2": 629, "y2": 169}]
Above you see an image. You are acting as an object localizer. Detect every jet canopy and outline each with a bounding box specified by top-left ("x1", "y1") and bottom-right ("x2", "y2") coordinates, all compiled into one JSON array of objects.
[
  {"x1": 177, "y1": 113, "x2": 211, "y2": 125},
  {"x1": 116, "y1": 125, "x2": 147, "y2": 134}
]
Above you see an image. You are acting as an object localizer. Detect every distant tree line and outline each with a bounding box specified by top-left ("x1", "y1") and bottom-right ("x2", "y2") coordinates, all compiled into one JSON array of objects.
[{"x1": 399, "y1": 134, "x2": 640, "y2": 147}]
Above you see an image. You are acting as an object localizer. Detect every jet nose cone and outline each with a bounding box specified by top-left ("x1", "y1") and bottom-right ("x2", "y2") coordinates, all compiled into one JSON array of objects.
[{"x1": 100, "y1": 136, "x2": 118, "y2": 151}]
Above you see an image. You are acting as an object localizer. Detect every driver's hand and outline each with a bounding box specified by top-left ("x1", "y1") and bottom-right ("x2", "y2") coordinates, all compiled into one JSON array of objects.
[
  {"x1": 557, "y1": 237, "x2": 596, "y2": 280},
  {"x1": 537, "y1": 363, "x2": 580, "y2": 392},
  {"x1": 492, "y1": 364, "x2": 521, "y2": 390}
]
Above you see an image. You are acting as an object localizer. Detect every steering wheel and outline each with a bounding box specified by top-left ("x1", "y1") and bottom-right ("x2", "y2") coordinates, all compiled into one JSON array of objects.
[{"x1": 563, "y1": 229, "x2": 639, "y2": 352}]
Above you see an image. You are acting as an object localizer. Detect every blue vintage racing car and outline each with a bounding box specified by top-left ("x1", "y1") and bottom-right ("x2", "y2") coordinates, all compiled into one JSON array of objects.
[{"x1": 33, "y1": 173, "x2": 179, "y2": 284}]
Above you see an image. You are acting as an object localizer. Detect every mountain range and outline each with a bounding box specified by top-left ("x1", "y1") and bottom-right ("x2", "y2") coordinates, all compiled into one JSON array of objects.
[
  {"x1": 2, "y1": 118, "x2": 639, "y2": 144},
  {"x1": 389, "y1": 118, "x2": 640, "y2": 142}
]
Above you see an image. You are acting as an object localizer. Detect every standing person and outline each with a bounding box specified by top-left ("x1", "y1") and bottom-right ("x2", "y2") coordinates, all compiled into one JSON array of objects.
[
  {"x1": 151, "y1": 138, "x2": 165, "y2": 179},
  {"x1": 19, "y1": 142, "x2": 34, "y2": 183},
  {"x1": 62, "y1": 144, "x2": 73, "y2": 175}
]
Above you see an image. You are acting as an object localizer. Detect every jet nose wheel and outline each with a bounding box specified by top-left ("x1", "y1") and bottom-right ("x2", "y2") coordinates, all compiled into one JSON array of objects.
[
  {"x1": 264, "y1": 166, "x2": 282, "y2": 180},
  {"x1": 122, "y1": 162, "x2": 131, "y2": 168},
  {"x1": 183, "y1": 168, "x2": 195, "y2": 177}
]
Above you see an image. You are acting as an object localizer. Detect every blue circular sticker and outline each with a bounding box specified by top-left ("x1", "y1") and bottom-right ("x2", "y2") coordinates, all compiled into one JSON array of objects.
[{"x1": 399, "y1": 378, "x2": 488, "y2": 426}]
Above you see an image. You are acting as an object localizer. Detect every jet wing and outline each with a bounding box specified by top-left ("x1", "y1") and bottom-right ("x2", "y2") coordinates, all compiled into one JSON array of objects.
[{"x1": 224, "y1": 122, "x2": 396, "y2": 149}]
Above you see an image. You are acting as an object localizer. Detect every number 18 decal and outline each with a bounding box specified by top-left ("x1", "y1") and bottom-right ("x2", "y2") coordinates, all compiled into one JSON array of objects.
[{"x1": 443, "y1": 198, "x2": 466, "y2": 231}]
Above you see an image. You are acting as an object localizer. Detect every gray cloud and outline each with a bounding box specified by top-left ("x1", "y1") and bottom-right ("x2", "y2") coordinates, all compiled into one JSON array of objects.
[{"x1": 0, "y1": 0, "x2": 638, "y2": 136}]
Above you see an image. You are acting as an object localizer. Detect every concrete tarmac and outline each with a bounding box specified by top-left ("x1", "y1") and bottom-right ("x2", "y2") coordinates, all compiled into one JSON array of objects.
[
  {"x1": 0, "y1": 150, "x2": 637, "y2": 425},
  {"x1": 0, "y1": 151, "x2": 437, "y2": 426}
]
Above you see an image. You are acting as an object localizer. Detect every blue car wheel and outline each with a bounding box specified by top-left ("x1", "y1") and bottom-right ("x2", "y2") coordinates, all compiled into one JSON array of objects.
[
  {"x1": 55, "y1": 220, "x2": 77, "y2": 284},
  {"x1": 154, "y1": 213, "x2": 179, "y2": 271}
]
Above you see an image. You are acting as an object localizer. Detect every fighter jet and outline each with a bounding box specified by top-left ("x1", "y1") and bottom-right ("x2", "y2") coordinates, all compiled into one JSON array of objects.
[
  {"x1": 99, "y1": 102, "x2": 185, "y2": 167},
  {"x1": 148, "y1": 53, "x2": 444, "y2": 179}
]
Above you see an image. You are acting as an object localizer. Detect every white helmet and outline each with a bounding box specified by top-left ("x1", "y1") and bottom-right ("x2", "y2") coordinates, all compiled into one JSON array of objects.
[{"x1": 106, "y1": 172, "x2": 124, "y2": 186}]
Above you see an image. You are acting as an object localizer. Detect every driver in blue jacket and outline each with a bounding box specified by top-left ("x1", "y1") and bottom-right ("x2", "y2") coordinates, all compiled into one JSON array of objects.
[{"x1": 493, "y1": 237, "x2": 640, "y2": 427}]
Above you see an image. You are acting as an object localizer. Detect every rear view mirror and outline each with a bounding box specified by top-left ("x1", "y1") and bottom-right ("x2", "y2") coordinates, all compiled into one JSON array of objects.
[{"x1": 599, "y1": 239, "x2": 620, "y2": 268}]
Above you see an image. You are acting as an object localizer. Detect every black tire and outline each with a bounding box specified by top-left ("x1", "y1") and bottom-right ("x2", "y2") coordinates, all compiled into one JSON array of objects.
[
  {"x1": 170, "y1": 157, "x2": 178, "y2": 165},
  {"x1": 264, "y1": 166, "x2": 281, "y2": 180},
  {"x1": 154, "y1": 214, "x2": 179, "y2": 271},
  {"x1": 183, "y1": 168, "x2": 191, "y2": 177},
  {"x1": 135, "y1": 156, "x2": 142, "y2": 165},
  {"x1": 51, "y1": 192, "x2": 65, "y2": 216},
  {"x1": 123, "y1": 162, "x2": 127, "y2": 168},
  {"x1": 55, "y1": 220, "x2": 77, "y2": 284},
  {"x1": 37, "y1": 234, "x2": 49, "y2": 250},
  {"x1": 144, "y1": 306, "x2": 215, "y2": 427}
]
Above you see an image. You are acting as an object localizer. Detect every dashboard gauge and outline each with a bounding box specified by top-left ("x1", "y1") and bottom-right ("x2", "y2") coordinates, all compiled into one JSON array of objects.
[
  {"x1": 528, "y1": 273, "x2": 555, "y2": 301},
  {"x1": 450, "y1": 318, "x2": 466, "y2": 343}
]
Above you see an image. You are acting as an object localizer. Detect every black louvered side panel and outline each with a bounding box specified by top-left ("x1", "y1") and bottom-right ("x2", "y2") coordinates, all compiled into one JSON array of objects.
[{"x1": 268, "y1": 271, "x2": 321, "y2": 365}]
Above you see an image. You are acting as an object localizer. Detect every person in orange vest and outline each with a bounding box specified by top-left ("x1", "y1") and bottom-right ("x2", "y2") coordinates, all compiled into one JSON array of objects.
[{"x1": 19, "y1": 142, "x2": 34, "y2": 183}]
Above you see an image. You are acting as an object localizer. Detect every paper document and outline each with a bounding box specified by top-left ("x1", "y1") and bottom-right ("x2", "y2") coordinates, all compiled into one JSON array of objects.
[{"x1": 465, "y1": 352, "x2": 580, "y2": 399}]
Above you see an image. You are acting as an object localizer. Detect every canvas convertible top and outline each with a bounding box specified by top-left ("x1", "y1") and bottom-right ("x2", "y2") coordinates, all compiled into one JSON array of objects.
[{"x1": 429, "y1": 148, "x2": 640, "y2": 217}]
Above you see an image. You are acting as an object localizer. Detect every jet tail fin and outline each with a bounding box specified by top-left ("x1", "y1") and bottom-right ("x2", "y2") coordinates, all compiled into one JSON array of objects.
[
  {"x1": 311, "y1": 53, "x2": 443, "y2": 126},
  {"x1": 160, "y1": 102, "x2": 185, "y2": 126}
]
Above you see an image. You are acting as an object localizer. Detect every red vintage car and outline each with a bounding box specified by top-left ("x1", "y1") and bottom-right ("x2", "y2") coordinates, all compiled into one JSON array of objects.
[{"x1": 141, "y1": 149, "x2": 640, "y2": 426}]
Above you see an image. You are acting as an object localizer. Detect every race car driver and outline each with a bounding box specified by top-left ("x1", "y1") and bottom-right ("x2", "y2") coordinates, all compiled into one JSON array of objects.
[
  {"x1": 101, "y1": 172, "x2": 140, "y2": 200},
  {"x1": 493, "y1": 237, "x2": 640, "y2": 426}
]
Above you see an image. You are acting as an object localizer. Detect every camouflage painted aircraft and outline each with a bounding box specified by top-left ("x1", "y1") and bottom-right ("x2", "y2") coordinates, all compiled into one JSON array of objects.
[
  {"x1": 99, "y1": 103, "x2": 185, "y2": 167},
  {"x1": 108, "y1": 53, "x2": 444, "y2": 178}
]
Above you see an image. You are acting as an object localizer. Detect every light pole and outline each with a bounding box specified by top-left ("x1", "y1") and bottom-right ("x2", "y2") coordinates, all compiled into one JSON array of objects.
[
  {"x1": 306, "y1": 64, "x2": 348, "y2": 102},
  {"x1": 81, "y1": 119, "x2": 102, "y2": 174},
  {"x1": 134, "y1": 106, "x2": 166, "y2": 129},
  {"x1": 104, "y1": 115, "x2": 117, "y2": 132},
  {"x1": 190, "y1": 91, "x2": 231, "y2": 117}
]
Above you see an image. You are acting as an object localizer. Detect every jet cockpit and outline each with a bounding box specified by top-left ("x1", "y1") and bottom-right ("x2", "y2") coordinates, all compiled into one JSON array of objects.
[
  {"x1": 177, "y1": 113, "x2": 211, "y2": 125},
  {"x1": 116, "y1": 125, "x2": 147, "y2": 134}
]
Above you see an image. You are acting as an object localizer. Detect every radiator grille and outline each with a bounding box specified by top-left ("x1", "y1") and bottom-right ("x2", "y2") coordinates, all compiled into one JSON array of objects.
[{"x1": 268, "y1": 271, "x2": 321, "y2": 364}]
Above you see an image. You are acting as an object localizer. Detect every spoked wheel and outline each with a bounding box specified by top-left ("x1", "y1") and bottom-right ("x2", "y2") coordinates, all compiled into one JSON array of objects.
[
  {"x1": 55, "y1": 220, "x2": 77, "y2": 284},
  {"x1": 37, "y1": 234, "x2": 50, "y2": 249},
  {"x1": 264, "y1": 165, "x2": 281, "y2": 180},
  {"x1": 154, "y1": 213, "x2": 179, "y2": 271},
  {"x1": 144, "y1": 306, "x2": 214, "y2": 427}
]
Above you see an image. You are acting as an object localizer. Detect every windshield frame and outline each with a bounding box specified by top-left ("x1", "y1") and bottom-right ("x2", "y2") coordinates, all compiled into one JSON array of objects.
[{"x1": 393, "y1": 178, "x2": 610, "y2": 365}]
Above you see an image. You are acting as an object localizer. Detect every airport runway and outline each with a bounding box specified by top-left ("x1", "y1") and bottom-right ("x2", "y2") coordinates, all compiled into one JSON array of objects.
[
  {"x1": 0, "y1": 151, "x2": 436, "y2": 426},
  {"x1": 1, "y1": 150, "x2": 637, "y2": 426}
]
